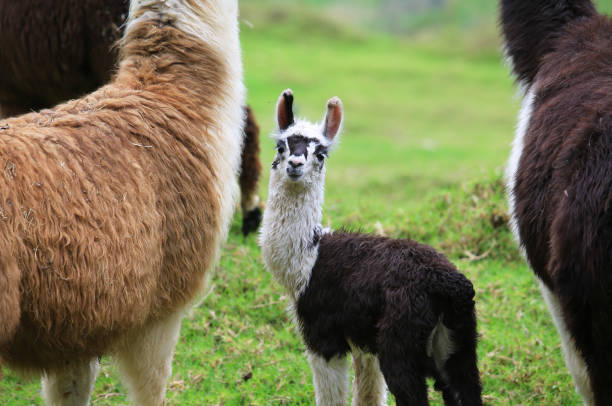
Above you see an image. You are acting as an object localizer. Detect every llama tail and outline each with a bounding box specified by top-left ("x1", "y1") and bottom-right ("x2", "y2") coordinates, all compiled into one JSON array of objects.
[
  {"x1": 431, "y1": 269, "x2": 483, "y2": 405},
  {"x1": 432, "y1": 269, "x2": 476, "y2": 317},
  {"x1": 0, "y1": 255, "x2": 21, "y2": 349},
  {"x1": 500, "y1": 0, "x2": 596, "y2": 86}
]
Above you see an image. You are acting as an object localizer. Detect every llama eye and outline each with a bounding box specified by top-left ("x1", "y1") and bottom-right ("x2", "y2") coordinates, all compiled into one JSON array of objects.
[
  {"x1": 277, "y1": 147, "x2": 285, "y2": 154},
  {"x1": 316, "y1": 153, "x2": 325, "y2": 161}
]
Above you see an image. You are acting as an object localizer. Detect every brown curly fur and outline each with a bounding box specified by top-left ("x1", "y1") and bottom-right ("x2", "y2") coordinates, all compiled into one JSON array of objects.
[
  {"x1": 0, "y1": 20, "x2": 238, "y2": 373},
  {"x1": 0, "y1": 0, "x2": 262, "y2": 237}
]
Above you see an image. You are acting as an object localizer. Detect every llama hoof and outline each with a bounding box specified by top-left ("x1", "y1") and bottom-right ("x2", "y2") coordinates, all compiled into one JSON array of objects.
[{"x1": 242, "y1": 207, "x2": 262, "y2": 236}]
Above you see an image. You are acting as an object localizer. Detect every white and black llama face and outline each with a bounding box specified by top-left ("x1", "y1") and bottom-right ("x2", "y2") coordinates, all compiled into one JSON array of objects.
[{"x1": 270, "y1": 89, "x2": 343, "y2": 188}]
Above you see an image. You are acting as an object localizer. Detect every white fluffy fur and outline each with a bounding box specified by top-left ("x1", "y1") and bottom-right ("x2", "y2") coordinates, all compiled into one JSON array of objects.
[
  {"x1": 42, "y1": 360, "x2": 100, "y2": 406},
  {"x1": 538, "y1": 282, "x2": 594, "y2": 406},
  {"x1": 426, "y1": 318, "x2": 455, "y2": 382},
  {"x1": 114, "y1": 310, "x2": 184, "y2": 405},
  {"x1": 506, "y1": 85, "x2": 594, "y2": 405},
  {"x1": 350, "y1": 344, "x2": 387, "y2": 406},
  {"x1": 505, "y1": 86, "x2": 534, "y2": 250},
  {"x1": 259, "y1": 175, "x2": 325, "y2": 299},
  {"x1": 308, "y1": 352, "x2": 350, "y2": 406}
]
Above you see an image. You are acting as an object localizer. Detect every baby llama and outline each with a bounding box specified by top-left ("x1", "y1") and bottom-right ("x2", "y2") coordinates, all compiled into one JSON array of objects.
[
  {"x1": 0, "y1": 0, "x2": 244, "y2": 404},
  {"x1": 260, "y1": 89, "x2": 482, "y2": 406}
]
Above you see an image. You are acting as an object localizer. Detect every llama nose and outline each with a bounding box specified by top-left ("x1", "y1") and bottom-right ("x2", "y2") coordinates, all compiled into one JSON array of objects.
[{"x1": 288, "y1": 159, "x2": 303, "y2": 169}]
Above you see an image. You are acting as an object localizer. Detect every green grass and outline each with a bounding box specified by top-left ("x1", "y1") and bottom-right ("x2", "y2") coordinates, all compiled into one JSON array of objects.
[{"x1": 0, "y1": 1, "x2": 592, "y2": 405}]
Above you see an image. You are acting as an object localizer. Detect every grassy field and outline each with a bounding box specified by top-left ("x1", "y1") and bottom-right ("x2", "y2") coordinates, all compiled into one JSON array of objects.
[{"x1": 4, "y1": 0, "x2": 610, "y2": 405}]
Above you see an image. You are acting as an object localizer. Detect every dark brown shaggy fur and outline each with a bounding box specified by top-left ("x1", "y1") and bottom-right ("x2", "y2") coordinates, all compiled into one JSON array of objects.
[
  {"x1": 240, "y1": 106, "x2": 263, "y2": 236},
  {"x1": 297, "y1": 231, "x2": 482, "y2": 406},
  {"x1": 0, "y1": 0, "x2": 126, "y2": 116},
  {"x1": 502, "y1": 1, "x2": 612, "y2": 404},
  {"x1": 0, "y1": 0, "x2": 263, "y2": 235},
  {"x1": 0, "y1": 20, "x2": 234, "y2": 372}
]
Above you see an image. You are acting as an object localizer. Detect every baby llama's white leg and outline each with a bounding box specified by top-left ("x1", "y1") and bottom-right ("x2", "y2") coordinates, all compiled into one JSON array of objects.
[
  {"x1": 351, "y1": 350, "x2": 387, "y2": 406},
  {"x1": 308, "y1": 351, "x2": 349, "y2": 406},
  {"x1": 42, "y1": 358, "x2": 99, "y2": 406},
  {"x1": 114, "y1": 310, "x2": 183, "y2": 406}
]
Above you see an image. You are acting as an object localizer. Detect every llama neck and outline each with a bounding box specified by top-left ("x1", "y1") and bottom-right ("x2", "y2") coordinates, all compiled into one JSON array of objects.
[
  {"x1": 119, "y1": 0, "x2": 242, "y2": 95},
  {"x1": 117, "y1": 0, "x2": 245, "y2": 277},
  {"x1": 260, "y1": 179, "x2": 325, "y2": 300},
  {"x1": 126, "y1": 0, "x2": 239, "y2": 52}
]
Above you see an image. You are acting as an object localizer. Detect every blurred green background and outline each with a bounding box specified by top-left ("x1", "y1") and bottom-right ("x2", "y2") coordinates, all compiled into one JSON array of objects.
[{"x1": 3, "y1": 0, "x2": 612, "y2": 404}]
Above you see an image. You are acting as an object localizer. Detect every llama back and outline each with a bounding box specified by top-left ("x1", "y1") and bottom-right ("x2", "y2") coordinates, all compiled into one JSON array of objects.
[{"x1": 308, "y1": 231, "x2": 475, "y2": 322}]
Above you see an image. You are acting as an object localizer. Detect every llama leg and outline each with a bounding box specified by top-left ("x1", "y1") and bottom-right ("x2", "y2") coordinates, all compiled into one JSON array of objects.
[
  {"x1": 539, "y1": 282, "x2": 595, "y2": 406},
  {"x1": 350, "y1": 349, "x2": 387, "y2": 406},
  {"x1": 436, "y1": 345, "x2": 482, "y2": 406},
  {"x1": 113, "y1": 310, "x2": 183, "y2": 406},
  {"x1": 378, "y1": 323, "x2": 429, "y2": 406},
  {"x1": 41, "y1": 359, "x2": 99, "y2": 406},
  {"x1": 377, "y1": 294, "x2": 433, "y2": 406},
  {"x1": 307, "y1": 351, "x2": 349, "y2": 406},
  {"x1": 239, "y1": 105, "x2": 262, "y2": 236},
  {"x1": 378, "y1": 350, "x2": 428, "y2": 406}
]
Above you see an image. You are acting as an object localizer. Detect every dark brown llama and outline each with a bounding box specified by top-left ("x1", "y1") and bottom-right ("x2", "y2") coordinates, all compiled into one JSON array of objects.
[{"x1": 502, "y1": 1, "x2": 612, "y2": 404}]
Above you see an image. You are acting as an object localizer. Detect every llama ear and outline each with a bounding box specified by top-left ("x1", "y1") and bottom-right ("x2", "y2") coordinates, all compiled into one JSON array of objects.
[
  {"x1": 276, "y1": 89, "x2": 295, "y2": 131},
  {"x1": 322, "y1": 96, "x2": 343, "y2": 141}
]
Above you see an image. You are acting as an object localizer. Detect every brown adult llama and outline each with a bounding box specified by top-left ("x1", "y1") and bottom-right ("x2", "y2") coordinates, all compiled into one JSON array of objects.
[
  {"x1": 502, "y1": 0, "x2": 612, "y2": 404},
  {"x1": 0, "y1": 0, "x2": 244, "y2": 404},
  {"x1": 0, "y1": 0, "x2": 263, "y2": 235}
]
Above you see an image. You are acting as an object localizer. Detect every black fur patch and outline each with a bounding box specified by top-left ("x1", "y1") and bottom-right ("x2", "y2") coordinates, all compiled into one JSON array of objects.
[
  {"x1": 276, "y1": 139, "x2": 286, "y2": 153},
  {"x1": 314, "y1": 144, "x2": 328, "y2": 160},
  {"x1": 295, "y1": 231, "x2": 481, "y2": 405},
  {"x1": 286, "y1": 135, "x2": 318, "y2": 159},
  {"x1": 271, "y1": 158, "x2": 280, "y2": 170},
  {"x1": 501, "y1": 0, "x2": 596, "y2": 85},
  {"x1": 242, "y1": 207, "x2": 262, "y2": 236},
  {"x1": 281, "y1": 92, "x2": 295, "y2": 130}
]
